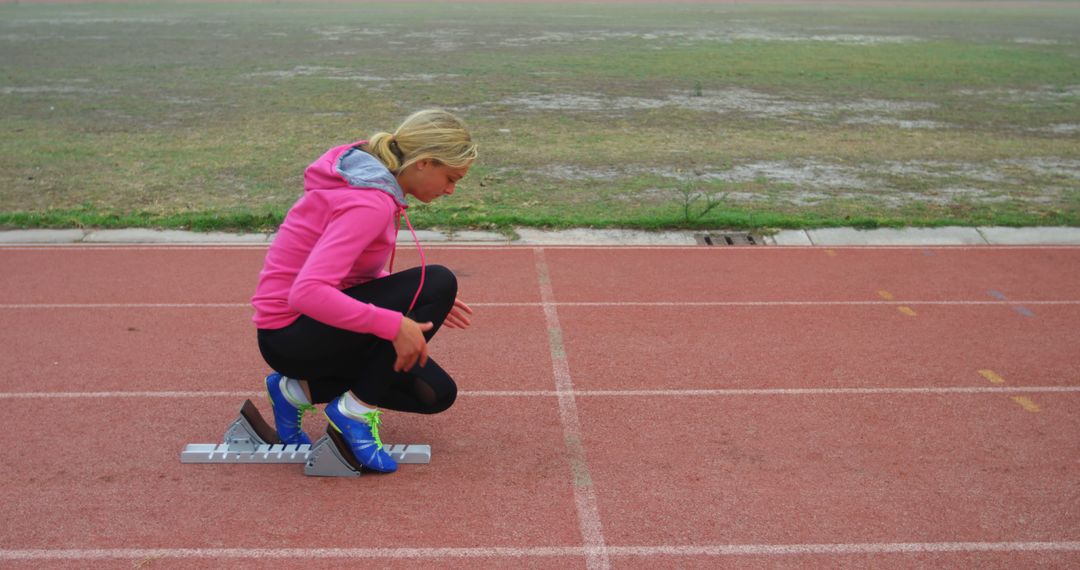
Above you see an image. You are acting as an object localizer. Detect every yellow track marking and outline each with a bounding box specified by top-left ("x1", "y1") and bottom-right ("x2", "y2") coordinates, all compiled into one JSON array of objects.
[
  {"x1": 897, "y1": 306, "x2": 917, "y2": 317},
  {"x1": 878, "y1": 290, "x2": 895, "y2": 300},
  {"x1": 825, "y1": 249, "x2": 838, "y2": 257},
  {"x1": 1011, "y1": 397, "x2": 1041, "y2": 412},
  {"x1": 978, "y1": 369, "x2": 1006, "y2": 384}
]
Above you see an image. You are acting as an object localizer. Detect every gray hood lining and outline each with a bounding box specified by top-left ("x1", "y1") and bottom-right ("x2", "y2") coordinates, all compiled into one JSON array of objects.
[{"x1": 335, "y1": 147, "x2": 408, "y2": 208}]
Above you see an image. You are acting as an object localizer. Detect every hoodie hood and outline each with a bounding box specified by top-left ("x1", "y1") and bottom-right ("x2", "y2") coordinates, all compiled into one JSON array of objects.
[{"x1": 303, "y1": 142, "x2": 408, "y2": 208}]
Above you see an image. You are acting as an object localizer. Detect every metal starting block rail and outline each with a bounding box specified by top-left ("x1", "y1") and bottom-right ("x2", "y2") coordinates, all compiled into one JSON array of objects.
[{"x1": 180, "y1": 400, "x2": 430, "y2": 477}]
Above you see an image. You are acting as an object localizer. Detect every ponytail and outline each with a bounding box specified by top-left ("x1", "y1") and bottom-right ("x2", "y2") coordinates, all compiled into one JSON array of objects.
[
  {"x1": 365, "y1": 131, "x2": 403, "y2": 173},
  {"x1": 364, "y1": 109, "x2": 477, "y2": 174}
]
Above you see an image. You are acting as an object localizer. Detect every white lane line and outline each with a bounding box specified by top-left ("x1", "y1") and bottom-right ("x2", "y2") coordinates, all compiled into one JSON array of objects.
[
  {"x1": 4, "y1": 244, "x2": 1080, "y2": 251},
  {"x1": 0, "y1": 303, "x2": 250, "y2": 309},
  {"x1": 607, "y1": 541, "x2": 1080, "y2": 555},
  {"x1": 0, "y1": 391, "x2": 258, "y2": 399},
  {"x1": 3, "y1": 386, "x2": 1080, "y2": 399},
  {"x1": 0, "y1": 547, "x2": 580, "y2": 560},
  {"x1": 535, "y1": 247, "x2": 610, "y2": 570},
  {"x1": 5, "y1": 300, "x2": 1080, "y2": 310},
  {"x1": 570, "y1": 386, "x2": 1080, "y2": 396},
  {"x1": 0, "y1": 246, "x2": 270, "y2": 251},
  {"x1": 525, "y1": 301, "x2": 1080, "y2": 307},
  {"x1": 3, "y1": 542, "x2": 1079, "y2": 560}
]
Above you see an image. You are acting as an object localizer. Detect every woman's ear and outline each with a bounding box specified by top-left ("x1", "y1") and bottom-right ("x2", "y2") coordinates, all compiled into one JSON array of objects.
[{"x1": 414, "y1": 158, "x2": 431, "y2": 171}]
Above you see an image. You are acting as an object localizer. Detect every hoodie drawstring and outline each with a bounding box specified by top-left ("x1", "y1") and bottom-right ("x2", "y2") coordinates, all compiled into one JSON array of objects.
[{"x1": 389, "y1": 208, "x2": 426, "y2": 316}]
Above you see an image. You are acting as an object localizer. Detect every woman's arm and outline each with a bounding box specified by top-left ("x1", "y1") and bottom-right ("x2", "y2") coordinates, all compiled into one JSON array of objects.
[{"x1": 287, "y1": 201, "x2": 403, "y2": 342}]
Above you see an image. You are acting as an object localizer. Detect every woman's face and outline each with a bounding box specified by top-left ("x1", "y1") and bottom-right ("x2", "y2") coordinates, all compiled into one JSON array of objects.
[{"x1": 399, "y1": 159, "x2": 470, "y2": 204}]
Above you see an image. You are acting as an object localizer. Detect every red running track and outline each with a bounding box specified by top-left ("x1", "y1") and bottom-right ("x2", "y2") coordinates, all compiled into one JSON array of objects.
[{"x1": 0, "y1": 244, "x2": 1078, "y2": 569}]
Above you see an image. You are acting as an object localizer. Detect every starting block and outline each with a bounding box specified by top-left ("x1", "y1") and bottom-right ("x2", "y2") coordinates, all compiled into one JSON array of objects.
[{"x1": 180, "y1": 400, "x2": 430, "y2": 477}]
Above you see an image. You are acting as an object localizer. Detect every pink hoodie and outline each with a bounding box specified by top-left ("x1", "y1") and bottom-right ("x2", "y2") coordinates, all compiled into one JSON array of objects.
[{"x1": 251, "y1": 142, "x2": 422, "y2": 342}]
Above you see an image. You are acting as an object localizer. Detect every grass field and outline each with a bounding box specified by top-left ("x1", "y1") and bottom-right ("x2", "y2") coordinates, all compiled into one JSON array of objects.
[{"x1": 1, "y1": 1, "x2": 1079, "y2": 233}]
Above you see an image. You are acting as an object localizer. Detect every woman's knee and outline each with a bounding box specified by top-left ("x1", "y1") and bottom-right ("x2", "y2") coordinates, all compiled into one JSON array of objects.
[
  {"x1": 424, "y1": 265, "x2": 457, "y2": 300},
  {"x1": 421, "y1": 380, "x2": 457, "y2": 414}
]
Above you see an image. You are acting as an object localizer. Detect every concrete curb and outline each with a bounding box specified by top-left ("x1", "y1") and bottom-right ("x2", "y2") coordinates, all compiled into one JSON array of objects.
[
  {"x1": 805, "y1": 226, "x2": 987, "y2": 246},
  {"x1": 1, "y1": 227, "x2": 1079, "y2": 246}
]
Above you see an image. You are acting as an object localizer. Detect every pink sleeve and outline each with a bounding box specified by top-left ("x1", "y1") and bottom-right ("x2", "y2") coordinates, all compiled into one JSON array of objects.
[{"x1": 287, "y1": 202, "x2": 403, "y2": 341}]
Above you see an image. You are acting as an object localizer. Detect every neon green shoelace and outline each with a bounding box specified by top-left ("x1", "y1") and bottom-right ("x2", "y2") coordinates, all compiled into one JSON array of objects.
[
  {"x1": 296, "y1": 403, "x2": 317, "y2": 431},
  {"x1": 361, "y1": 409, "x2": 385, "y2": 450}
]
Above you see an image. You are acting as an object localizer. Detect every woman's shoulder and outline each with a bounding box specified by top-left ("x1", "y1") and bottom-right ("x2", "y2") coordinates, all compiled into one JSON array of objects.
[{"x1": 316, "y1": 187, "x2": 398, "y2": 218}]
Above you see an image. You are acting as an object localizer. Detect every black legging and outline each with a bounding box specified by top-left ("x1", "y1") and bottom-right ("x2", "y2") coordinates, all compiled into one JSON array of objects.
[{"x1": 257, "y1": 265, "x2": 457, "y2": 414}]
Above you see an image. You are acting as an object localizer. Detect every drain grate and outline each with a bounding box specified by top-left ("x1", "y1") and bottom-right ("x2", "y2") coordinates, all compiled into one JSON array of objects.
[{"x1": 696, "y1": 232, "x2": 760, "y2": 246}]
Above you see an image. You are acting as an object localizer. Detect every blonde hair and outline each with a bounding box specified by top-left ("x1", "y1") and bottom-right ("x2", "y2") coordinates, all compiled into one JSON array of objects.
[{"x1": 366, "y1": 109, "x2": 477, "y2": 174}]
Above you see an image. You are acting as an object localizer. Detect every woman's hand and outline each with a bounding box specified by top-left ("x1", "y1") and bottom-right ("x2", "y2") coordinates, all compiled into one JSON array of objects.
[
  {"x1": 443, "y1": 298, "x2": 473, "y2": 330},
  {"x1": 393, "y1": 317, "x2": 433, "y2": 372}
]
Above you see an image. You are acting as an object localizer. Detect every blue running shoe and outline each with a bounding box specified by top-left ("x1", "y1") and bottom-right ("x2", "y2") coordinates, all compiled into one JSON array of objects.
[
  {"x1": 324, "y1": 396, "x2": 397, "y2": 473},
  {"x1": 265, "y1": 372, "x2": 314, "y2": 445}
]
